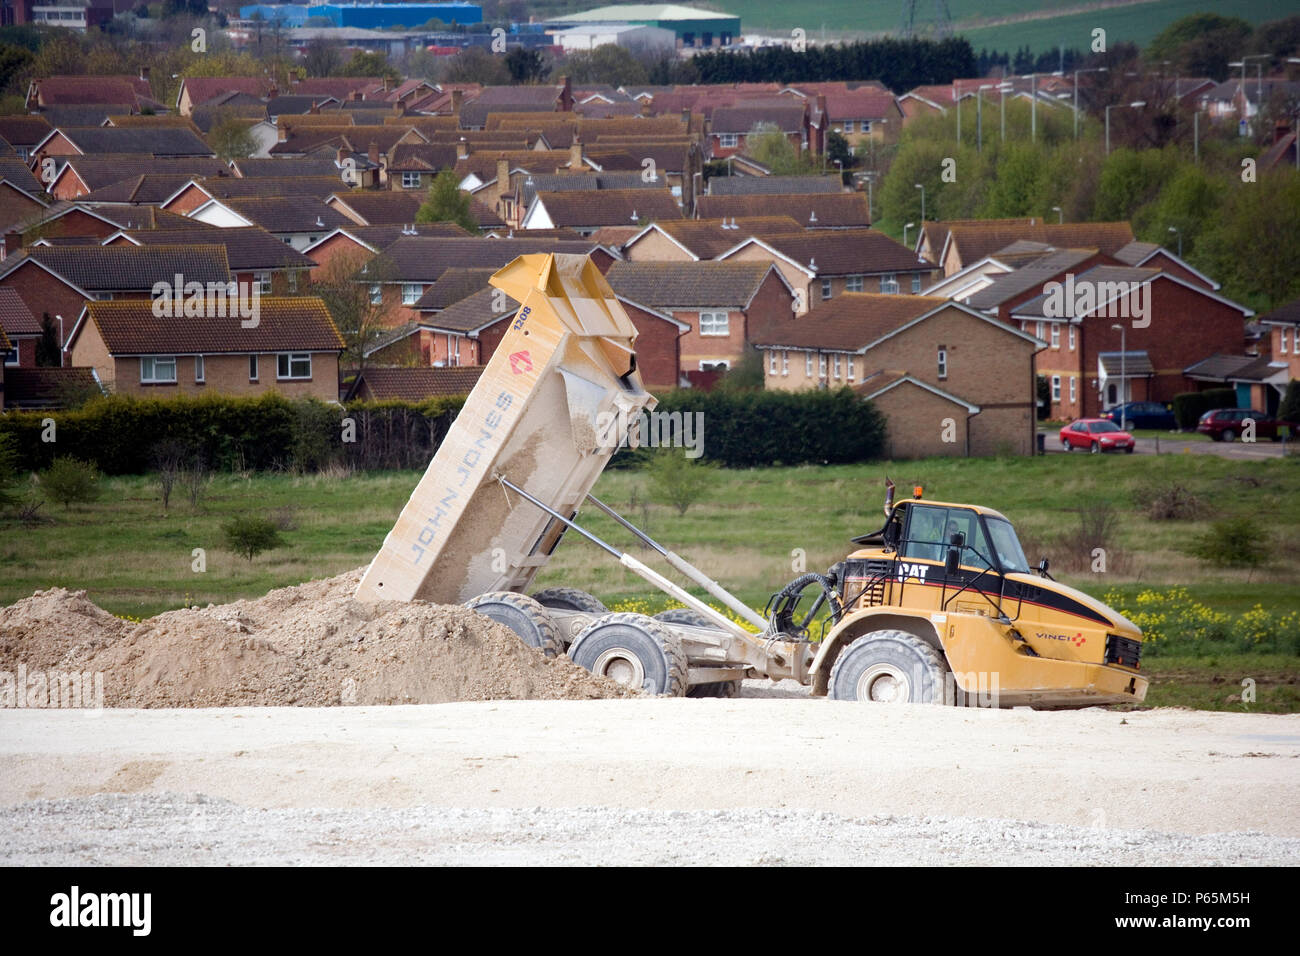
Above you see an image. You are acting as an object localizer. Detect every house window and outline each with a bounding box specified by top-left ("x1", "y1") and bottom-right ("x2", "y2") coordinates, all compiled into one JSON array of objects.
[
  {"x1": 842, "y1": 120, "x2": 855, "y2": 133},
  {"x1": 845, "y1": 275, "x2": 864, "y2": 293},
  {"x1": 277, "y1": 353, "x2": 312, "y2": 379},
  {"x1": 369, "y1": 284, "x2": 382, "y2": 305},
  {"x1": 1035, "y1": 321, "x2": 1045, "y2": 341},
  {"x1": 861, "y1": 121, "x2": 872, "y2": 134},
  {"x1": 769, "y1": 351, "x2": 778, "y2": 375},
  {"x1": 287, "y1": 270, "x2": 298, "y2": 293},
  {"x1": 847, "y1": 357, "x2": 855, "y2": 382},
  {"x1": 1068, "y1": 325, "x2": 1076, "y2": 351},
  {"x1": 718, "y1": 133, "x2": 738, "y2": 148},
  {"x1": 402, "y1": 283, "x2": 422, "y2": 305},
  {"x1": 937, "y1": 345, "x2": 947, "y2": 380},
  {"x1": 1069, "y1": 376, "x2": 1076, "y2": 403},
  {"x1": 699, "y1": 311, "x2": 729, "y2": 336},
  {"x1": 141, "y1": 355, "x2": 177, "y2": 383},
  {"x1": 820, "y1": 278, "x2": 832, "y2": 300},
  {"x1": 833, "y1": 354, "x2": 842, "y2": 379},
  {"x1": 781, "y1": 351, "x2": 789, "y2": 376},
  {"x1": 880, "y1": 273, "x2": 899, "y2": 294},
  {"x1": 805, "y1": 352, "x2": 813, "y2": 376},
  {"x1": 911, "y1": 273, "x2": 922, "y2": 293},
  {"x1": 401, "y1": 172, "x2": 421, "y2": 189},
  {"x1": 1051, "y1": 375, "x2": 1061, "y2": 402},
  {"x1": 1282, "y1": 328, "x2": 1290, "y2": 353},
  {"x1": 449, "y1": 335, "x2": 461, "y2": 365},
  {"x1": 249, "y1": 354, "x2": 259, "y2": 381},
  {"x1": 699, "y1": 360, "x2": 730, "y2": 371},
  {"x1": 818, "y1": 353, "x2": 827, "y2": 378},
  {"x1": 2, "y1": 346, "x2": 17, "y2": 366},
  {"x1": 1051, "y1": 324, "x2": 1060, "y2": 349},
  {"x1": 195, "y1": 355, "x2": 205, "y2": 383}
]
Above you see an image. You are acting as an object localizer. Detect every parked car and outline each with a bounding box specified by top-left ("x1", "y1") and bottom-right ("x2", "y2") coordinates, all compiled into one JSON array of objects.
[
  {"x1": 1102, "y1": 401, "x2": 1176, "y2": 431},
  {"x1": 1196, "y1": 408, "x2": 1300, "y2": 442},
  {"x1": 1059, "y1": 419, "x2": 1136, "y2": 453}
]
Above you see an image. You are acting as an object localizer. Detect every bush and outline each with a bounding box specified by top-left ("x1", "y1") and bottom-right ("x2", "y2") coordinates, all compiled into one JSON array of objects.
[
  {"x1": 38, "y1": 457, "x2": 100, "y2": 509},
  {"x1": 221, "y1": 515, "x2": 285, "y2": 562},
  {"x1": 1103, "y1": 587, "x2": 1300, "y2": 657},
  {"x1": 0, "y1": 432, "x2": 19, "y2": 512},
  {"x1": 1184, "y1": 516, "x2": 1268, "y2": 569},
  {"x1": 1131, "y1": 482, "x2": 1206, "y2": 520},
  {"x1": 1172, "y1": 388, "x2": 1236, "y2": 430},
  {"x1": 1279, "y1": 378, "x2": 1300, "y2": 424},
  {"x1": 646, "y1": 449, "x2": 712, "y2": 515}
]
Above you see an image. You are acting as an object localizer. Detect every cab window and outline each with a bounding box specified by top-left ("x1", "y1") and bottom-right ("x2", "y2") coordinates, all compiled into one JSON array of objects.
[{"x1": 902, "y1": 505, "x2": 989, "y2": 566}]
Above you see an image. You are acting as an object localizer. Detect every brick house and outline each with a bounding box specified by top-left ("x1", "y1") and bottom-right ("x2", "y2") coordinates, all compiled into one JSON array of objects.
[
  {"x1": 752, "y1": 294, "x2": 1045, "y2": 457},
  {"x1": 44, "y1": 156, "x2": 229, "y2": 201},
  {"x1": 0, "y1": 285, "x2": 43, "y2": 367},
  {"x1": 718, "y1": 229, "x2": 939, "y2": 315},
  {"x1": 160, "y1": 176, "x2": 346, "y2": 216},
  {"x1": 521, "y1": 187, "x2": 683, "y2": 235},
  {"x1": 708, "y1": 102, "x2": 807, "y2": 158},
  {"x1": 187, "y1": 197, "x2": 354, "y2": 251},
  {"x1": 918, "y1": 219, "x2": 1136, "y2": 277},
  {"x1": 696, "y1": 193, "x2": 872, "y2": 229},
  {"x1": 604, "y1": 260, "x2": 795, "y2": 376},
  {"x1": 66, "y1": 297, "x2": 343, "y2": 399},
  {"x1": 1112, "y1": 240, "x2": 1220, "y2": 292},
  {"x1": 1007, "y1": 266, "x2": 1255, "y2": 419},
  {"x1": 622, "y1": 217, "x2": 805, "y2": 262},
  {"x1": 105, "y1": 226, "x2": 316, "y2": 299}
]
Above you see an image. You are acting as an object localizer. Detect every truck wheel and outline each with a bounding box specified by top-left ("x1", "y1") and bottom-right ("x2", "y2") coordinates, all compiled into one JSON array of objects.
[
  {"x1": 829, "y1": 629, "x2": 950, "y2": 704},
  {"x1": 687, "y1": 680, "x2": 742, "y2": 698},
  {"x1": 465, "y1": 591, "x2": 563, "y2": 659},
  {"x1": 653, "y1": 607, "x2": 715, "y2": 628},
  {"x1": 531, "y1": 587, "x2": 609, "y2": 614},
  {"x1": 568, "y1": 613, "x2": 687, "y2": 696}
]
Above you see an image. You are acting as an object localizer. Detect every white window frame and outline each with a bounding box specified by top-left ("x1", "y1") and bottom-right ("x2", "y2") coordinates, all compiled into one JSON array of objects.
[
  {"x1": 1051, "y1": 375, "x2": 1061, "y2": 402},
  {"x1": 832, "y1": 354, "x2": 842, "y2": 379},
  {"x1": 820, "y1": 278, "x2": 832, "y2": 300},
  {"x1": 1051, "y1": 323, "x2": 1060, "y2": 349},
  {"x1": 699, "y1": 311, "x2": 729, "y2": 336},
  {"x1": 699, "y1": 359, "x2": 730, "y2": 371},
  {"x1": 1036, "y1": 321, "x2": 1045, "y2": 341},
  {"x1": 768, "y1": 350, "x2": 777, "y2": 375},
  {"x1": 718, "y1": 133, "x2": 738, "y2": 148},
  {"x1": 847, "y1": 357, "x2": 855, "y2": 382},
  {"x1": 911, "y1": 273, "x2": 922, "y2": 293},
  {"x1": 1069, "y1": 376, "x2": 1076, "y2": 403},
  {"x1": 842, "y1": 120, "x2": 855, "y2": 133},
  {"x1": 277, "y1": 352, "x2": 312, "y2": 380},
  {"x1": 2, "y1": 345, "x2": 18, "y2": 366},
  {"x1": 401, "y1": 171, "x2": 421, "y2": 189},
  {"x1": 287, "y1": 270, "x2": 298, "y2": 293},
  {"x1": 805, "y1": 352, "x2": 813, "y2": 376},
  {"x1": 249, "y1": 354, "x2": 259, "y2": 381},
  {"x1": 845, "y1": 275, "x2": 864, "y2": 293},
  {"x1": 402, "y1": 283, "x2": 422, "y2": 306},
  {"x1": 937, "y1": 345, "x2": 948, "y2": 380},
  {"x1": 1068, "y1": 324, "x2": 1076, "y2": 351},
  {"x1": 449, "y1": 334, "x2": 460, "y2": 365},
  {"x1": 255, "y1": 272, "x2": 272, "y2": 295},
  {"x1": 1281, "y1": 328, "x2": 1290, "y2": 354},
  {"x1": 195, "y1": 354, "x2": 205, "y2": 383},
  {"x1": 140, "y1": 355, "x2": 177, "y2": 384},
  {"x1": 818, "y1": 353, "x2": 827, "y2": 378},
  {"x1": 369, "y1": 284, "x2": 382, "y2": 305},
  {"x1": 781, "y1": 351, "x2": 789, "y2": 376},
  {"x1": 880, "y1": 273, "x2": 899, "y2": 294}
]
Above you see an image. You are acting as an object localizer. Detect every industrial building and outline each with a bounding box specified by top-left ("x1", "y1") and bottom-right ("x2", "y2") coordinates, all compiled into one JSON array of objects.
[
  {"x1": 237, "y1": 2, "x2": 481, "y2": 29},
  {"x1": 553, "y1": 23, "x2": 677, "y2": 54},
  {"x1": 551, "y1": 4, "x2": 741, "y2": 49}
]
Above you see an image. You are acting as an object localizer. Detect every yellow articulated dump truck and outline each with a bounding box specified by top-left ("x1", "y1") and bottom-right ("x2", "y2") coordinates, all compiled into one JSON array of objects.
[{"x1": 357, "y1": 253, "x2": 1148, "y2": 707}]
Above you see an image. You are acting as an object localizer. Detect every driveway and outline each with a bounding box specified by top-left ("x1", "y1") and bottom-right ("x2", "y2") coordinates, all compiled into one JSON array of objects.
[{"x1": 1039, "y1": 429, "x2": 1291, "y2": 460}]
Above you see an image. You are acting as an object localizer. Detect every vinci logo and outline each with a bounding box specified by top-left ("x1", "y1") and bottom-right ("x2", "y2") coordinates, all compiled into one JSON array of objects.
[
  {"x1": 1072, "y1": 633, "x2": 1086, "y2": 647},
  {"x1": 508, "y1": 351, "x2": 533, "y2": 375},
  {"x1": 1037, "y1": 631, "x2": 1086, "y2": 646}
]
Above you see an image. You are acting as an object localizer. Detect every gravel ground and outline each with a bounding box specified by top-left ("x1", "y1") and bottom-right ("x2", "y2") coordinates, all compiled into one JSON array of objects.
[
  {"x1": 3, "y1": 697, "x2": 1297, "y2": 865},
  {"x1": 5, "y1": 793, "x2": 1296, "y2": 866}
]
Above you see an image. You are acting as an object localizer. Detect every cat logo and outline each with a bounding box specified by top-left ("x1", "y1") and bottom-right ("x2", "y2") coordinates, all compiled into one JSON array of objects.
[{"x1": 896, "y1": 562, "x2": 929, "y2": 582}]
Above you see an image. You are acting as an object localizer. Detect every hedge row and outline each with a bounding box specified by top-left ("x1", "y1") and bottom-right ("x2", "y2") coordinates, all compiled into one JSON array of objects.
[
  {"x1": 0, "y1": 387, "x2": 886, "y2": 476},
  {"x1": 1171, "y1": 388, "x2": 1236, "y2": 430}
]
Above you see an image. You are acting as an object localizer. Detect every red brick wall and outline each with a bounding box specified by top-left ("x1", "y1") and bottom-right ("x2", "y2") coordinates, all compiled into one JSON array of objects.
[
  {"x1": 1142, "y1": 250, "x2": 1215, "y2": 290},
  {"x1": 1, "y1": 263, "x2": 87, "y2": 336},
  {"x1": 0, "y1": 186, "x2": 46, "y2": 237},
  {"x1": 162, "y1": 183, "x2": 212, "y2": 216},
  {"x1": 623, "y1": 300, "x2": 681, "y2": 390},
  {"x1": 23, "y1": 209, "x2": 120, "y2": 242}
]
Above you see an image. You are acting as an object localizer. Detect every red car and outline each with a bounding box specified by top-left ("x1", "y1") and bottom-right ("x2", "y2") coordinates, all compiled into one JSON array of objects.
[
  {"x1": 1059, "y1": 418, "x2": 1135, "y2": 453},
  {"x1": 1196, "y1": 408, "x2": 1300, "y2": 442}
]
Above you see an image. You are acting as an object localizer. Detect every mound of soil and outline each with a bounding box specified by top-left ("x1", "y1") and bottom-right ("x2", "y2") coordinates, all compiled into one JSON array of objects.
[{"x1": 0, "y1": 588, "x2": 130, "y2": 670}]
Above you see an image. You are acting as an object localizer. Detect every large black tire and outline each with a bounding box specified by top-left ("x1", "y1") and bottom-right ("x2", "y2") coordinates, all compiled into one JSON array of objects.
[
  {"x1": 829, "y1": 629, "x2": 951, "y2": 704},
  {"x1": 465, "y1": 591, "x2": 563, "y2": 659},
  {"x1": 653, "y1": 607, "x2": 715, "y2": 627},
  {"x1": 687, "y1": 680, "x2": 741, "y2": 699},
  {"x1": 531, "y1": 587, "x2": 609, "y2": 615},
  {"x1": 568, "y1": 612, "x2": 687, "y2": 696}
]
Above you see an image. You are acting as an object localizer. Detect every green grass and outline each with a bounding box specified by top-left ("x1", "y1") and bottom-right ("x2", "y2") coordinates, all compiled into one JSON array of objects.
[{"x1": 1130, "y1": 654, "x2": 1299, "y2": 713}]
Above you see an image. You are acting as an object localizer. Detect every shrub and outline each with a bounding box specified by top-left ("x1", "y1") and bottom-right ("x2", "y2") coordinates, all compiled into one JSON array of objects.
[
  {"x1": 1172, "y1": 388, "x2": 1236, "y2": 430},
  {"x1": 0, "y1": 432, "x2": 18, "y2": 512},
  {"x1": 1055, "y1": 501, "x2": 1126, "y2": 573},
  {"x1": 646, "y1": 449, "x2": 712, "y2": 516},
  {"x1": 1279, "y1": 378, "x2": 1300, "y2": 424},
  {"x1": 38, "y1": 457, "x2": 100, "y2": 510},
  {"x1": 221, "y1": 515, "x2": 285, "y2": 562},
  {"x1": 1184, "y1": 516, "x2": 1268, "y2": 569},
  {"x1": 1103, "y1": 587, "x2": 1300, "y2": 657},
  {"x1": 1131, "y1": 482, "x2": 1206, "y2": 520}
]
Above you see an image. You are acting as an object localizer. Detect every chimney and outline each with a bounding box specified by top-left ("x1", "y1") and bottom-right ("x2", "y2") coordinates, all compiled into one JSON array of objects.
[
  {"x1": 570, "y1": 137, "x2": 583, "y2": 169},
  {"x1": 559, "y1": 74, "x2": 572, "y2": 112},
  {"x1": 267, "y1": 81, "x2": 278, "y2": 100},
  {"x1": 640, "y1": 99, "x2": 653, "y2": 117},
  {"x1": 278, "y1": 123, "x2": 288, "y2": 143},
  {"x1": 681, "y1": 107, "x2": 690, "y2": 128},
  {"x1": 497, "y1": 154, "x2": 509, "y2": 189},
  {"x1": 451, "y1": 89, "x2": 464, "y2": 115},
  {"x1": 4, "y1": 231, "x2": 22, "y2": 257},
  {"x1": 309, "y1": 99, "x2": 320, "y2": 114},
  {"x1": 337, "y1": 146, "x2": 350, "y2": 166},
  {"x1": 456, "y1": 137, "x2": 469, "y2": 160},
  {"x1": 368, "y1": 141, "x2": 380, "y2": 167},
  {"x1": 351, "y1": 89, "x2": 363, "y2": 102},
  {"x1": 383, "y1": 76, "x2": 392, "y2": 93}
]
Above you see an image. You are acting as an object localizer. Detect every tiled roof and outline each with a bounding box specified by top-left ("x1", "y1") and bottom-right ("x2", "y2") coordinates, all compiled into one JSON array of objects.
[
  {"x1": 750, "y1": 293, "x2": 948, "y2": 350},
  {"x1": 530, "y1": 188, "x2": 683, "y2": 228},
  {"x1": 329, "y1": 190, "x2": 422, "y2": 225},
  {"x1": 191, "y1": 176, "x2": 346, "y2": 201},
  {"x1": 460, "y1": 85, "x2": 565, "y2": 128},
  {"x1": 57, "y1": 126, "x2": 215, "y2": 157},
  {"x1": 647, "y1": 216, "x2": 805, "y2": 258},
  {"x1": 0, "y1": 286, "x2": 40, "y2": 335},
  {"x1": 80, "y1": 173, "x2": 199, "y2": 204},
  {"x1": 265, "y1": 94, "x2": 341, "y2": 116},
  {"x1": 1259, "y1": 296, "x2": 1300, "y2": 326},
  {"x1": 11, "y1": 244, "x2": 231, "y2": 291},
  {"x1": 1098, "y1": 350, "x2": 1154, "y2": 376},
  {"x1": 964, "y1": 248, "x2": 1102, "y2": 309},
  {"x1": 1113, "y1": 240, "x2": 1161, "y2": 266},
  {"x1": 121, "y1": 226, "x2": 314, "y2": 271},
  {"x1": 84, "y1": 296, "x2": 343, "y2": 355},
  {"x1": 9, "y1": 200, "x2": 196, "y2": 236},
  {"x1": 350, "y1": 363, "x2": 485, "y2": 399},
  {"x1": 1184, "y1": 353, "x2": 1259, "y2": 379},
  {"x1": 219, "y1": 198, "x2": 353, "y2": 234},
  {"x1": 32, "y1": 75, "x2": 153, "y2": 105},
  {"x1": 710, "y1": 104, "x2": 806, "y2": 134},
  {"x1": 2, "y1": 366, "x2": 101, "y2": 408},
  {"x1": 696, "y1": 193, "x2": 871, "y2": 228},
  {"x1": 0, "y1": 115, "x2": 52, "y2": 147},
  {"x1": 316, "y1": 222, "x2": 474, "y2": 252},
  {"x1": 370, "y1": 236, "x2": 600, "y2": 282},
  {"x1": 56, "y1": 155, "x2": 230, "y2": 191},
  {"x1": 425, "y1": 288, "x2": 515, "y2": 333},
  {"x1": 1223, "y1": 354, "x2": 1283, "y2": 382},
  {"x1": 231, "y1": 157, "x2": 342, "y2": 178},
  {"x1": 583, "y1": 143, "x2": 691, "y2": 174},
  {"x1": 520, "y1": 171, "x2": 664, "y2": 207},
  {"x1": 945, "y1": 221, "x2": 1135, "y2": 265},
  {"x1": 271, "y1": 124, "x2": 420, "y2": 156},
  {"x1": 180, "y1": 77, "x2": 274, "y2": 109},
  {"x1": 454, "y1": 149, "x2": 575, "y2": 182},
  {"x1": 1011, "y1": 266, "x2": 1160, "y2": 318},
  {"x1": 413, "y1": 267, "x2": 496, "y2": 310},
  {"x1": 387, "y1": 142, "x2": 460, "y2": 171},
  {"x1": 190, "y1": 103, "x2": 270, "y2": 133},
  {"x1": 0, "y1": 156, "x2": 42, "y2": 195},
  {"x1": 604, "y1": 261, "x2": 777, "y2": 309},
  {"x1": 708, "y1": 175, "x2": 842, "y2": 196},
  {"x1": 287, "y1": 77, "x2": 383, "y2": 99},
  {"x1": 750, "y1": 229, "x2": 936, "y2": 275}
]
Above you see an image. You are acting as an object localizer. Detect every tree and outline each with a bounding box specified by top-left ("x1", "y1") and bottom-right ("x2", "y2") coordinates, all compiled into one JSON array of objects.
[
  {"x1": 302, "y1": 37, "x2": 344, "y2": 78},
  {"x1": 1146, "y1": 13, "x2": 1252, "y2": 80},
  {"x1": 343, "y1": 50, "x2": 399, "y2": 82},
  {"x1": 826, "y1": 130, "x2": 854, "y2": 172},
  {"x1": 416, "y1": 169, "x2": 479, "y2": 234},
  {"x1": 745, "y1": 126, "x2": 818, "y2": 176},
  {"x1": 207, "y1": 110, "x2": 257, "y2": 161},
  {"x1": 38, "y1": 457, "x2": 100, "y2": 510},
  {"x1": 505, "y1": 46, "x2": 547, "y2": 84},
  {"x1": 1279, "y1": 379, "x2": 1300, "y2": 425},
  {"x1": 646, "y1": 450, "x2": 712, "y2": 516},
  {"x1": 35, "y1": 313, "x2": 60, "y2": 367},
  {"x1": 445, "y1": 46, "x2": 510, "y2": 85},
  {"x1": 0, "y1": 432, "x2": 19, "y2": 512},
  {"x1": 559, "y1": 44, "x2": 648, "y2": 87},
  {"x1": 308, "y1": 247, "x2": 398, "y2": 373},
  {"x1": 222, "y1": 515, "x2": 285, "y2": 562}
]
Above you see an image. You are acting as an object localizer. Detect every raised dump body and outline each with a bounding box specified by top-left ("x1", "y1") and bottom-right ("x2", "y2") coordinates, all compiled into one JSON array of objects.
[{"x1": 355, "y1": 253, "x2": 655, "y2": 604}]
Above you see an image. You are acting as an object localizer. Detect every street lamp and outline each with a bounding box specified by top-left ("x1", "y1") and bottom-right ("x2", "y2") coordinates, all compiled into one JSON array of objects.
[
  {"x1": 1193, "y1": 109, "x2": 1207, "y2": 164},
  {"x1": 1105, "y1": 100, "x2": 1146, "y2": 155},
  {"x1": 1167, "y1": 225, "x2": 1181, "y2": 257},
  {"x1": 903, "y1": 221, "x2": 915, "y2": 248},
  {"x1": 1073, "y1": 66, "x2": 1108, "y2": 139},
  {"x1": 1051, "y1": 205, "x2": 1063, "y2": 224},
  {"x1": 1028, "y1": 72, "x2": 1037, "y2": 141},
  {"x1": 56, "y1": 314, "x2": 64, "y2": 368},
  {"x1": 914, "y1": 182, "x2": 925, "y2": 222},
  {"x1": 1230, "y1": 55, "x2": 1269, "y2": 132},
  {"x1": 1111, "y1": 323, "x2": 1127, "y2": 427},
  {"x1": 998, "y1": 81, "x2": 1013, "y2": 142},
  {"x1": 976, "y1": 83, "x2": 994, "y2": 153}
]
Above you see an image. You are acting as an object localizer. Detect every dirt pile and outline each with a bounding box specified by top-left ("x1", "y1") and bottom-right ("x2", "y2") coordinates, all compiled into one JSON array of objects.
[{"x1": 1, "y1": 570, "x2": 632, "y2": 707}]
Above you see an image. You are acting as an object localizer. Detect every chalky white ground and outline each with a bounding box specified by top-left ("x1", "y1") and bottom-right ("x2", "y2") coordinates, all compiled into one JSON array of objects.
[{"x1": 3, "y1": 699, "x2": 1298, "y2": 865}]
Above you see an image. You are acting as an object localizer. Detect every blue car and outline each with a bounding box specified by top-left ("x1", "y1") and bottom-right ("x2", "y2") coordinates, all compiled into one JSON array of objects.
[{"x1": 1102, "y1": 402, "x2": 1176, "y2": 430}]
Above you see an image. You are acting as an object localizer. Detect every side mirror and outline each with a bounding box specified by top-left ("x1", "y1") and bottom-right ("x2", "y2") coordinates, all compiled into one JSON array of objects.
[
  {"x1": 944, "y1": 548, "x2": 960, "y2": 576},
  {"x1": 1038, "y1": 557, "x2": 1050, "y2": 577}
]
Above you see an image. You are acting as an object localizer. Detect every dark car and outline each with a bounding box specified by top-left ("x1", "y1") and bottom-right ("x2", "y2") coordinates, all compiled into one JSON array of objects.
[
  {"x1": 1102, "y1": 401, "x2": 1176, "y2": 431},
  {"x1": 1196, "y1": 408, "x2": 1300, "y2": 442},
  {"x1": 1060, "y1": 418, "x2": 1136, "y2": 453}
]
